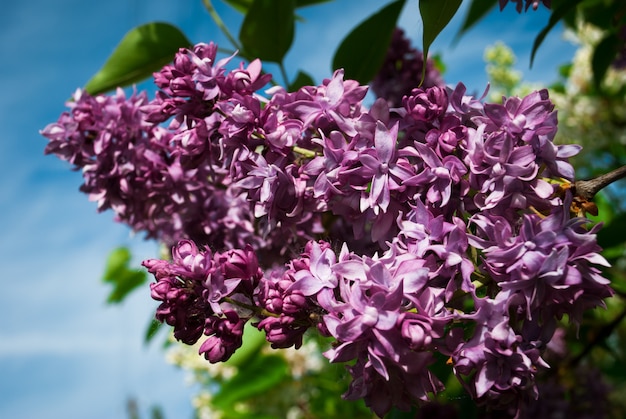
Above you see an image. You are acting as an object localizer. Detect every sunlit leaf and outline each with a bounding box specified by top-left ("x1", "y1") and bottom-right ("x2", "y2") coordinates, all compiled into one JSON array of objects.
[
  {"x1": 332, "y1": 0, "x2": 406, "y2": 83},
  {"x1": 223, "y1": 323, "x2": 267, "y2": 367},
  {"x1": 102, "y1": 247, "x2": 147, "y2": 304},
  {"x1": 239, "y1": 0, "x2": 295, "y2": 62},
  {"x1": 212, "y1": 354, "x2": 289, "y2": 408},
  {"x1": 84, "y1": 22, "x2": 191, "y2": 95},
  {"x1": 419, "y1": 0, "x2": 462, "y2": 84}
]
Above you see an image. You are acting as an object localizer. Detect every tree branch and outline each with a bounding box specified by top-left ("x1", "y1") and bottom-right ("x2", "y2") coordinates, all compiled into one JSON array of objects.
[{"x1": 574, "y1": 165, "x2": 626, "y2": 201}]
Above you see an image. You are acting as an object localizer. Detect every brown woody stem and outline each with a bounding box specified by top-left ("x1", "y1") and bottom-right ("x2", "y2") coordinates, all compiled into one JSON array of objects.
[{"x1": 574, "y1": 165, "x2": 626, "y2": 201}]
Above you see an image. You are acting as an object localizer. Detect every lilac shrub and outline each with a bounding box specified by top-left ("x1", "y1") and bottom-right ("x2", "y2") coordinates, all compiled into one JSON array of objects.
[{"x1": 42, "y1": 41, "x2": 613, "y2": 417}]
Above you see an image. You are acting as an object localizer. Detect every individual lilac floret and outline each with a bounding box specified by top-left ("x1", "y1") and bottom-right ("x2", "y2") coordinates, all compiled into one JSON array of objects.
[
  {"x1": 371, "y1": 27, "x2": 445, "y2": 107},
  {"x1": 283, "y1": 69, "x2": 368, "y2": 136},
  {"x1": 358, "y1": 121, "x2": 414, "y2": 216}
]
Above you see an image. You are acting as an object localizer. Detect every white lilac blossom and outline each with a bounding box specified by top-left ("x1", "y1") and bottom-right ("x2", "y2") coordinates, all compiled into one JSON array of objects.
[{"x1": 43, "y1": 42, "x2": 613, "y2": 418}]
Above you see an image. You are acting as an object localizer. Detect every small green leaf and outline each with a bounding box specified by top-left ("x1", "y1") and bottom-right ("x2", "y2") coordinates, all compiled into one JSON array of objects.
[
  {"x1": 239, "y1": 0, "x2": 295, "y2": 63},
  {"x1": 103, "y1": 247, "x2": 132, "y2": 280},
  {"x1": 211, "y1": 354, "x2": 289, "y2": 408},
  {"x1": 144, "y1": 318, "x2": 164, "y2": 345},
  {"x1": 223, "y1": 323, "x2": 267, "y2": 367},
  {"x1": 419, "y1": 0, "x2": 462, "y2": 84},
  {"x1": 84, "y1": 22, "x2": 191, "y2": 95},
  {"x1": 592, "y1": 33, "x2": 620, "y2": 91},
  {"x1": 288, "y1": 70, "x2": 315, "y2": 91},
  {"x1": 454, "y1": 0, "x2": 498, "y2": 42},
  {"x1": 102, "y1": 247, "x2": 147, "y2": 304},
  {"x1": 332, "y1": 0, "x2": 406, "y2": 84}
]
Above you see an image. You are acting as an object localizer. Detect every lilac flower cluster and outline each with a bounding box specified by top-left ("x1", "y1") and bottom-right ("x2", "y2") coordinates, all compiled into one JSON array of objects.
[
  {"x1": 43, "y1": 41, "x2": 613, "y2": 417},
  {"x1": 144, "y1": 240, "x2": 262, "y2": 362},
  {"x1": 370, "y1": 28, "x2": 445, "y2": 107}
]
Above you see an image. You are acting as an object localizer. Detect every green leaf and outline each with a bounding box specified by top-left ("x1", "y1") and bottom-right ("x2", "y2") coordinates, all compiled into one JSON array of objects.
[
  {"x1": 332, "y1": 0, "x2": 406, "y2": 84},
  {"x1": 288, "y1": 70, "x2": 315, "y2": 91},
  {"x1": 211, "y1": 354, "x2": 289, "y2": 409},
  {"x1": 102, "y1": 247, "x2": 147, "y2": 304},
  {"x1": 530, "y1": 0, "x2": 582, "y2": 67},
  {"x1": 295, "y1": 0, "x2": 334, "y2": 7},
  {"x1": 454, "y1": 0, "x2": 498, "y2": 42},
  {"x1": 84, "y1": 22, "x2": 191, "y2": 95},
  {"x1": 222, "y1": 0, "x2": 254, "y2": 14},
  {"x1": 592, "y1": 33, "x2": 620, "y2": 91},
  {"x1": 598, "y1": 211, "x2": 626, "y2": 250},
  {"x1": 419, "y1": 0, "x2": 462, "y2": 84},
  {"x1": 239, "y1": 0, "x2": 295, "y2": 63},
  {"x1": 223, "y1": 323, "x2": 267, "y2": 367},
  {"x1": 144, "y1": 318, "x2": 164, "y2": 345}
]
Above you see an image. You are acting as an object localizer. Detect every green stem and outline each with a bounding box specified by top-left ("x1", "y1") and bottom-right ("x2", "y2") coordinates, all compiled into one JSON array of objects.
[
  {"x1": 222, "y1": 296, "x2": 279, "y2": 318},
  {"x1": 202, "y1": 0, "x2": 241, "y2": 51},
  {"x1": 293, "y1": 146, "x2": 317, "y2": 159}
]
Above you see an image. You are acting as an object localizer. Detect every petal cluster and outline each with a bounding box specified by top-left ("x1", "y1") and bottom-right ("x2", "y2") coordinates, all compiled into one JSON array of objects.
[{"x1": 43, "y1": 40, "x2": 613, "y2": 418}]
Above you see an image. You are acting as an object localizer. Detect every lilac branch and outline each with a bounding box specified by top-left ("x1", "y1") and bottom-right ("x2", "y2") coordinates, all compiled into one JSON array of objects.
[{"x1": 574, "y1": 165, "x2": 626, "y2": 201}]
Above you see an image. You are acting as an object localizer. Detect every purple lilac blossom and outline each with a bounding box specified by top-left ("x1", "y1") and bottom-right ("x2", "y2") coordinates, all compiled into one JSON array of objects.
[
  {"x1": 43, "y1": 40, "x2": 615, "y2": 418},
  {"x1": 143, "y1": 240, "x2": 261, "y2": 361},
  {"x1": 371, "y1": 27, "x2": 445, "y2": 108}
]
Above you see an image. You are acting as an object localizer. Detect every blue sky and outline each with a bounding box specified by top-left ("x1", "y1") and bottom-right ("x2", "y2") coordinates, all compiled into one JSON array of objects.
[{"x1": 0, "y1": 1, "x2": 575, "y2": 418}]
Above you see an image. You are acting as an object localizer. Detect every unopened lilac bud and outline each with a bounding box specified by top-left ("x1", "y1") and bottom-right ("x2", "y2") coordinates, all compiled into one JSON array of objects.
[{"x1": 199, "y1": 311, "x2": 245, "y2": 363}]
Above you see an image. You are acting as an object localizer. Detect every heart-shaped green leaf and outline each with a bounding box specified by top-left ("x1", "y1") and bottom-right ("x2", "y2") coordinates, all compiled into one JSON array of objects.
[
  {"x1": 84, "y1": 22, "x2": 191, "y2": 95},
  {"x1": 332, "y1": 0, "x2": 406, "y2": 84},
  {"x1": 239, "y1": 0, "x2": 295, "y2": 63}
]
